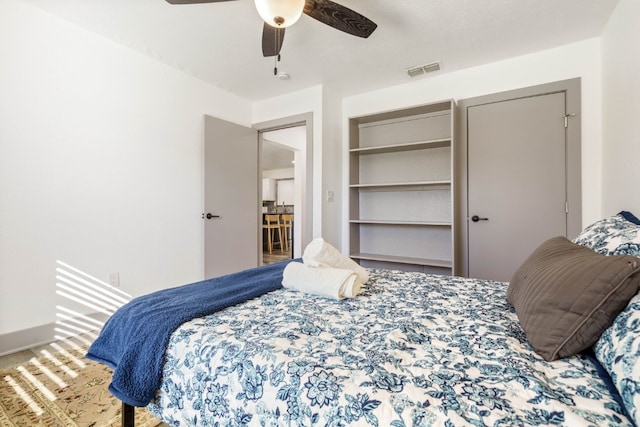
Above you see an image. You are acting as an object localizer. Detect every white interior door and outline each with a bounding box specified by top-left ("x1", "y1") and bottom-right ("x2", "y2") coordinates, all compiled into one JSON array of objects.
[
  {"x1": 204, "y1": 115, "x2": 258, "y2": 278},
  {"x1": 467, "y1": 92, "x2": 567, "y2": 282}
]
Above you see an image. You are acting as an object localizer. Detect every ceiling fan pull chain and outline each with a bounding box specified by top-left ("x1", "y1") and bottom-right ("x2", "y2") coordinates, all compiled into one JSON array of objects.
[
  {"x1": 273, "y1": 30, "x2": 279, "y2": 75},
  {"x1": 272, "y1": 30, "x2": 282, "y2": 76}
]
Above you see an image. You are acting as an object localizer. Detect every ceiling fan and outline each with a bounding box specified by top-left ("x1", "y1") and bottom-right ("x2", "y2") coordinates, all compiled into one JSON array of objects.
[{"x1": 164, "y1": 0, "x2": 377, "y2": 58}]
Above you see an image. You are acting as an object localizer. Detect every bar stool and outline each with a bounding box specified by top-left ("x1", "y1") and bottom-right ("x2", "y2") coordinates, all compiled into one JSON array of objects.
[
  {"x1": 280, "y1": 214, "x2": 294, "y2": 252},
  {"x1": 263, "y1": 214, "x2": 283, "y2": 253}
]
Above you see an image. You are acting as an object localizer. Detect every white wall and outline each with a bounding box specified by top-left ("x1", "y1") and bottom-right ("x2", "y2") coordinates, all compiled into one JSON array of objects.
[
  {"x1": 342, "y1": 38, "x2": 604, "y2": 252},
  {"x1": 321, "y1": 86, "x2": 344, "y2": 249},
  {"x1": 601, "y1": 0, "x2": 640, "y2": 216},
  {"x1": 263, "y1": 169, "x2": 295, "y2": 180},
  {"x1": 0, "y1": 0, "x2": 251, "y2": 336},
  {"x1": 253, "y1": 86, "x2": 346, "y2": 252}
]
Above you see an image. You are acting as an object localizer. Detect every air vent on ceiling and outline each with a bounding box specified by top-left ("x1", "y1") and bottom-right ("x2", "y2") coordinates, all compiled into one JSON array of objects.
[{"x1": 406, "y1": 61, "x2": 442, "y2": 78}]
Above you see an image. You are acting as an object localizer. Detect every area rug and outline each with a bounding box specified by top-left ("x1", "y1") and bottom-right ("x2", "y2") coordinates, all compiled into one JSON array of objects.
[{"x1": 0, "y1": 344, "x2": 162, "y2": 427}]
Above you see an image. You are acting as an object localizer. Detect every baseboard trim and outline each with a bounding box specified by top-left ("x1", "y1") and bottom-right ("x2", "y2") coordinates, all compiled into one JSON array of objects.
[{"x1": 0, "y1": 312, "x2": 107, "y2": 356}]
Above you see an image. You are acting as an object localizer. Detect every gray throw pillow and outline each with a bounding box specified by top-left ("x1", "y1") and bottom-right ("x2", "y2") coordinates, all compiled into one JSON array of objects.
[{"x1": 507, "y1": 236, "x2": 640, "y2": 361}]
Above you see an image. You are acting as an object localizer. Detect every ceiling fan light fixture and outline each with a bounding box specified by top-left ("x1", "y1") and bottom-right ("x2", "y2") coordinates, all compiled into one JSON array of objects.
[{"x1": 254, "y1": 0, "x2": 305, "y2": 28}]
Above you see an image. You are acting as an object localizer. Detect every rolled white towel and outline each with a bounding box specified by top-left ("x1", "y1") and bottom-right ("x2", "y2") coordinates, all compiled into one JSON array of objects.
[
  {"x1": 302, "y1": 237, "x2": 369, "y2": 284},
  {"x1": 282, "y1": 262, "x2": 362, "y2": 300}
]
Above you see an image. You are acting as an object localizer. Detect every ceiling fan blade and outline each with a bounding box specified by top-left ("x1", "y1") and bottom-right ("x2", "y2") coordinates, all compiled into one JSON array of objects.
[
  {"x1": 303, "y1": 0, "x2": 377, "y2": 38},
  {"x1": 262, "y1": 24, "x2": 286, "y2": 57},
  {"x1": 165, "y1": 0, "x2": 235, "y2": 4}
]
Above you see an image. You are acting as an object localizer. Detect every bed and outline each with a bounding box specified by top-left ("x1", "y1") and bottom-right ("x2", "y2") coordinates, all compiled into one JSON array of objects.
[{"x1": 87, "y1": 211, "x2": 640, "y2": 427}]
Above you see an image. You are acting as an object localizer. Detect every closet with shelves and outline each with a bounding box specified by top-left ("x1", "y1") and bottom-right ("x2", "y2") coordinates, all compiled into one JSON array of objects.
[{"x1": 348, "y1": 100, "x2": 455, "y2": 274}]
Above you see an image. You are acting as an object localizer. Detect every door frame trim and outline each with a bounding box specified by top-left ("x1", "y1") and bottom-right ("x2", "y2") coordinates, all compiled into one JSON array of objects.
[
  {"x1": 253, "y1": 113, "x2": 314, "y2": 258},
  {"x1": 455, "y1": 78, "x2": 582, "y2": 277}
]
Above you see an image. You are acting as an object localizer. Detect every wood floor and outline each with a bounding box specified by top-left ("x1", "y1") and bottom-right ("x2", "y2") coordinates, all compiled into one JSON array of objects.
[
  {"x1": 263, "y1": 245, "x2": 292, "y2": 264},
  {"x1": 0, "y1": 333, "x2": 169, "y2": 426}
]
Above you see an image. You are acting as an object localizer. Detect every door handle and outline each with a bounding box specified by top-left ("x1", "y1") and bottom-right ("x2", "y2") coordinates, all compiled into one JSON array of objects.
[
  {"x1": 471, "y1": 215, "x2": 489, "y2": 222},
  {"x1": 203, "y1": 213, "x2": 221, "y2": 220}
]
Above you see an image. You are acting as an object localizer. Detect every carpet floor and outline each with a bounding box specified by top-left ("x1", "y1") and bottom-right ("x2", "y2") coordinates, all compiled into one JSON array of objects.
[{"x1": 0, "y1": 344, "x2": 161, "y2": 427}]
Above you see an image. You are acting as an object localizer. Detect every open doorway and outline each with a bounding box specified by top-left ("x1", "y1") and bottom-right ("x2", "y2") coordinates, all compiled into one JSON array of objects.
[{"x1": 260, "y1": 125, "x2": 306, "y2": 265}]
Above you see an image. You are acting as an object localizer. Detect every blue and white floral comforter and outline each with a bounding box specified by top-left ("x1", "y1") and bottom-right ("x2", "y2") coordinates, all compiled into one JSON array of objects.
[{"x1": 147, "y1": 269, "x2": 631, "y2": 426}]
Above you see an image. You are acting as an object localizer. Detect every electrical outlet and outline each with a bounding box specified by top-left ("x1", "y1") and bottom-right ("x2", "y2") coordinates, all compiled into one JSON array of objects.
[
  {"x1": 327, "y1": 190, "x2": 335, "y2": 202},
  {"x1": 109, "y1": 272, "x2": 120, "y2": 287}
]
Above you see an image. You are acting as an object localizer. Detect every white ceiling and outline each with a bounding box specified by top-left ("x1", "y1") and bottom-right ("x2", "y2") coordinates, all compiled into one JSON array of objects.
[
  {"x1": 263, "y1": 139, "x2": 295, "y2": 171},
  {"x1": 20, "y1": 0, "x2": 618, "y2": 102}
]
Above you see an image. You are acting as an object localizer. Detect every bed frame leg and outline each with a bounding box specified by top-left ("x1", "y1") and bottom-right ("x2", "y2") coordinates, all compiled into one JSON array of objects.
[{"x1": 122, "y1": 402, "x2": 135, "y2": 427}]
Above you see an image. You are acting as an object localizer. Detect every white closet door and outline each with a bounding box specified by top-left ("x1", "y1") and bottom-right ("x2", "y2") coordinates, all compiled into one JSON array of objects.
[{"x1": 467, "y1": 92, "x2": 567, "y2": 282}]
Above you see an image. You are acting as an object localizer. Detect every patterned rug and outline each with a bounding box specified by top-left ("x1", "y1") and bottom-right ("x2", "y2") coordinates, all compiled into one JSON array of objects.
[{"x1": 0, "y1": 344, "x2": 162, "y2": 427}]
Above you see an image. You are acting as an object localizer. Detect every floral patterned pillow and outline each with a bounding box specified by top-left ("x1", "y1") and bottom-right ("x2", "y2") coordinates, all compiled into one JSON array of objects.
[
  {"x1": 573, "y1": 211, "x2": 640, "y2": 257},
  {"x1": 595, "y1": 292, "x2": 640, "y2": 426},
  {"x1": 586, "y1": 212, "x2": 640, "y2": 424}
]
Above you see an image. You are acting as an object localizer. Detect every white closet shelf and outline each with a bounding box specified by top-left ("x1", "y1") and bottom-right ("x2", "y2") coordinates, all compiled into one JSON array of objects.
[
  {"x1": 350, "y1": 180, "x2": 451, "y2": 189},
  {"x1": 350, "y1": 253, "x2": 453, "y2": 268},
  {"x1": 350, "y1": 138, "x2": 451, "y2": 155},
  {"x1": 348, "y1": 100, "x2": 455, "y2": 274},
  {"x1": 349, "y1": 220, "x2": 451, "y2": 226}
]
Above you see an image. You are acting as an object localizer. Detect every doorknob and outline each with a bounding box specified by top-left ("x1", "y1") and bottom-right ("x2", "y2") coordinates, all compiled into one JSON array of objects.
[
  {"x1": 471, "y1": 215, "x2": 489, "y2": 222},
  {"x1": 203, "y1": 213, "x2": 220, "y2": 220}
]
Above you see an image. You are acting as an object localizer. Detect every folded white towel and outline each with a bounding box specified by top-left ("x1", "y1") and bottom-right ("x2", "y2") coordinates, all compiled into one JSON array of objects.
[
  {"x1": 282, "y1": 262, "x2": 362, "y2": 300},
  {"x1": 302, "y1": 237, "x2": 369, "y2": 284}
]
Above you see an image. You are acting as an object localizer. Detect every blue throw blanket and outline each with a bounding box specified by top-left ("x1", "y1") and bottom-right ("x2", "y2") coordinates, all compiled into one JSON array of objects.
[{"x1": 86, "y1": 259, "x2": 295, "y2": 407}]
